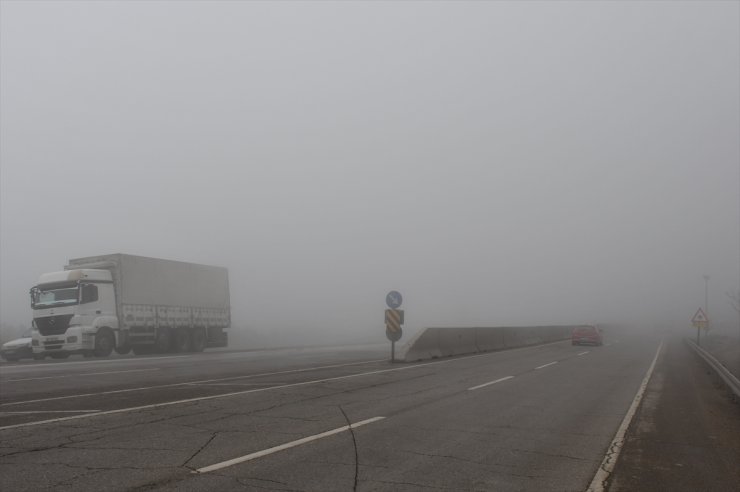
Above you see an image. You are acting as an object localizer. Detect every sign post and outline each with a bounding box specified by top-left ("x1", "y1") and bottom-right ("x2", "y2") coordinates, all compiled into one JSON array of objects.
[
  {"x1": 691, "y1": 308, "x2": 708, "y2": 346},
  {"x1": 385, "y1": 291, "x2": 404, "y2": 362}
]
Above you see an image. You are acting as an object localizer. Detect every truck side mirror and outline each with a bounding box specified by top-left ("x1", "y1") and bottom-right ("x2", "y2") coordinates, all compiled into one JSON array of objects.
[{"x1": 29, "y1": 287, "x2": 39, "y2": 308}]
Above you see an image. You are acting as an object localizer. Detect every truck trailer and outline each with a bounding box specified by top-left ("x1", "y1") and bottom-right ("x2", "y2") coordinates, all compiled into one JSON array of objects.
[{"x1": 30, "y1": 254, "x2": 230, "y2": 359}]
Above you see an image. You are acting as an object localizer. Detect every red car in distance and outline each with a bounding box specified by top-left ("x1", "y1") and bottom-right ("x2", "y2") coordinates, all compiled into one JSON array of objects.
[{"x1": 572, "y1": 325, "x2": 603, "y2": 346}]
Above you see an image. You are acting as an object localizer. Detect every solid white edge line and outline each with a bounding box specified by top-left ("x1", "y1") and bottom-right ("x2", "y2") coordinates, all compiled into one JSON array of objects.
[
  {"x1": 0, "y1": 358, "x2": 387, "y2": 407},
  {"x1": 0, "y1": 355, "x2": 485, "y2": 430},
  {"x1": 535, "y1": 361, "x2": 558, "y2": 370},
  {"x1": 194, "y1": 416, "x2": 386, "y2": 474},
  {"x1": 577, "y1": 351, "x2": 589, "y2": 356},
  {"x1": 0, "y1": 355, "x2": 190, "y2": 370},
  {"x1": 586, "y1": 340, "x2": 663, "y2": 492},
  {"x1": 0, "y1": 410, "x2": 100, "y2": 414},
  {"x1": 0, "y1": 340, "x2": 573, "y2": 430},
  {"x1": 468, "y1": 376, "x2": 514, "y2": 391},
  {"x1": 5, "y1": 368, "x2": 160, "y2": 383}
]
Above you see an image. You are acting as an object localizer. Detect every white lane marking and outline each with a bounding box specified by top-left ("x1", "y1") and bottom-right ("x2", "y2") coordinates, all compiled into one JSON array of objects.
[
  {"x1": 0, "y1": 357, "x2": 476, "y2": 430},
  {"x1": 5, "y1": 368, "x2": 160, "y2": 382},
  {"x1": 191, "y1": 359, "x2": 387, "y2": 385},
  {"x1": 0, "y1": 355, "x2": 190, "y2": 371},
  {"x1": 184, "y1": 382, "x2": 285, "y2": 387},
  {"x1": 0, "y1": 410, "x2": 100, "y2": 415},
  {"x1": 1, "y1": 340, "x2": 569, "y2": 407},
  {"x1": 0, "y1": 340, "x2": 574, "y2": 430},
  {"x1": 195, "y1": 416, "x2": 386, "y2": 474},
  {"x1": 577, "y1": 351, "x2": 589, "y2": 356},
  {"x1": 0, "y1": 359, "x2": 386, "y2": 407},
  {"x1": 468, "y1": 376, "x2": 514, "y2": 391},
  {"x1": 535, "y1": 361, "x2": 558, "y2": 370},
  {"x1": 587, "y1": 340, "x2": 663, "y2": 492}
]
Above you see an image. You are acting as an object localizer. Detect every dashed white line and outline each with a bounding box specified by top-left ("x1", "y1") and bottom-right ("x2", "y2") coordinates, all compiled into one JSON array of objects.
[
  {"x1": 194, "y1": 416, "x2": 386, "y2": 474},
  {"x1": 535, "y1": 361, "x2": 558, "y2": 370},
  {"x1": 577, "y1": 351, "x2": 590, "y2": 356},
  {"x1": 5, "y1": 368, "x2": 160, "y2": 382},
  {"x1": 468, "y1": 376, "x2": 514, "y2": 391}
]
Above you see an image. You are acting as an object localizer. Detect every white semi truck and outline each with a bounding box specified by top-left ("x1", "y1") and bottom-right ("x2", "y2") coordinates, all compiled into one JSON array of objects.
[{"x1": 30, "y1": 254, "x2": 230, "y2": 359}]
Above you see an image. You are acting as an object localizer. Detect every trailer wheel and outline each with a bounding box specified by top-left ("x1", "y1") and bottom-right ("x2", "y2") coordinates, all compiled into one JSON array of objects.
[
  {"x1": 94, "y1": 329, "x2": 114, "y2": 357},
  {"x1": 190, "y1": 327, "x2": 206, "y2": 352},
  {"x1": 173, "y1": 328, "x2": 191, "y2": 353}
]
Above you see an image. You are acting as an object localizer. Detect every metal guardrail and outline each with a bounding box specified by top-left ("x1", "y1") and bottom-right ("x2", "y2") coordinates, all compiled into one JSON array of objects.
[{"x1": 686, "y1": 338, "x2": 740, "y2": 399}]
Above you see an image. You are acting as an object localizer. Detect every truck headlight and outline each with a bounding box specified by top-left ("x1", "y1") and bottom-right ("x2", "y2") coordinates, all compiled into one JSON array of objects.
[{"x1": 32, "y1": 339, "x2": 39, "y2": 346}]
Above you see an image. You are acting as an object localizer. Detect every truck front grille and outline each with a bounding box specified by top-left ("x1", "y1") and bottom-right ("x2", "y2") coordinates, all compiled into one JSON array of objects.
[{"x1": 37, "y1": 314, "x2": 74, "y2": 336}]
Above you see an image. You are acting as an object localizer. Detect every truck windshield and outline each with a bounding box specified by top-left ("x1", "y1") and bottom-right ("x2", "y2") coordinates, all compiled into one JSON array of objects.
[{"x1": 31, "y1": 285, "x2": 79, "y2": 309}]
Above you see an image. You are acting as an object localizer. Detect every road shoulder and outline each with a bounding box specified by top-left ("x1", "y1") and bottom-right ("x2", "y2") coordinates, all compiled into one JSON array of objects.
[{"x1": 609, "y1": 337, "x2": 740, "y2": 491}]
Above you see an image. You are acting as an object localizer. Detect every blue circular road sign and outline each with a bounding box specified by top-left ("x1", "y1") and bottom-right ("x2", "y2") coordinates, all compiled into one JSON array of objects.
[{"x1": 386, "y1": 290, "x2": 403, "y2": 309}]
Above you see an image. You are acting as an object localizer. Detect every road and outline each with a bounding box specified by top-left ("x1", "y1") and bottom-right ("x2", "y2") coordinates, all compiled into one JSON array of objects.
[{"x1": 0, "y1": 334, "x2": 660, "y2": 491}]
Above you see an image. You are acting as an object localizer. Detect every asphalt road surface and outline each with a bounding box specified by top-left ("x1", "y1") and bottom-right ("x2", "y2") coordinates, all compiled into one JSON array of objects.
[{"x1": 1, "y1": 334, "x2": 661, "y2": 491}]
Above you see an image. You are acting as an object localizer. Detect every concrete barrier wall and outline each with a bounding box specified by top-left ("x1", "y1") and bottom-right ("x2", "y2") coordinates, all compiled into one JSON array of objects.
[
  {"x1": 436, "y1": 328, "x2": 478, "y2": 357},
  {"x1": 401, "y1": 325, "x2": 586, "y2": 362}
]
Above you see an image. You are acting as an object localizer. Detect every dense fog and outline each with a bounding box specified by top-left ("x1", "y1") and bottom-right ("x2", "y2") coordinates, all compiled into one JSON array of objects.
[{"x1": 1, "y1": 1, "x2": 738, "y2": 346}]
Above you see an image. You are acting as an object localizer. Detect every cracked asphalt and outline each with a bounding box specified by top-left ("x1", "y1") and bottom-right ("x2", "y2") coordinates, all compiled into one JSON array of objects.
[{"x1": 1, "y1": 334, "x2": 664, "y2": 490}]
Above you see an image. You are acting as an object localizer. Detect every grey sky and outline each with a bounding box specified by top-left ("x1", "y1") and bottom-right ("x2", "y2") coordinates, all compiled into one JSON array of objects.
[{"x1": 1, "y1": 1, "x2": 738, "y2": 342}]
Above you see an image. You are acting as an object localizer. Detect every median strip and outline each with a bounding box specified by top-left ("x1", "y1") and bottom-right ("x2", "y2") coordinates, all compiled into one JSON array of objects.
[{"x1": 194, "y1": 416, "x2": 386, "y2": 474}]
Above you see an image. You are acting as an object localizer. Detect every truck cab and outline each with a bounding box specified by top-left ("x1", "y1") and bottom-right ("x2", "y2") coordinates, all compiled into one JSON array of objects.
[{"x1": 30, "y1": 269, "x2": 119, "y2": 359}]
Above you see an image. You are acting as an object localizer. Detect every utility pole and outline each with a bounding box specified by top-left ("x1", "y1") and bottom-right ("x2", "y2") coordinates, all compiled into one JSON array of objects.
[{"x1": 703, "y1": 275, "x2": 710, "y2": 333}]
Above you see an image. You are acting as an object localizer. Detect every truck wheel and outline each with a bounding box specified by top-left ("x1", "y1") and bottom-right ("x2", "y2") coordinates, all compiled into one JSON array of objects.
[
  {"x1": 190, "y1": 328, "x2": 206, "y2": 352},
  {"x1": 50, "y1": 353, "x2": 70, "y2": 359},
  {"x1": 94, "y1": 330, "x2": 114, "y2": 357},
  {"x1": 173, "y1": 328, "x2": 191, "y2": 353},
  {"x1": 154, "y1": 329, "x2": 171, "y2": 353},
  {"x1": 2, "y1": 355, "x2": 19, "y2": 362},
  {"x1": 33, "y1": 354, "x2": 45, "y2": 361}
]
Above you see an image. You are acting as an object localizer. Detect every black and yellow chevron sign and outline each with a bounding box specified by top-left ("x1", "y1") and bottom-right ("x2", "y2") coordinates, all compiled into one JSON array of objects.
[
  {"x1": 385, "y1": 309, "x2": 404, "y2": 342},
  {"x1": 385, "y1": 309, "x2": 404, "y2": 331}
]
